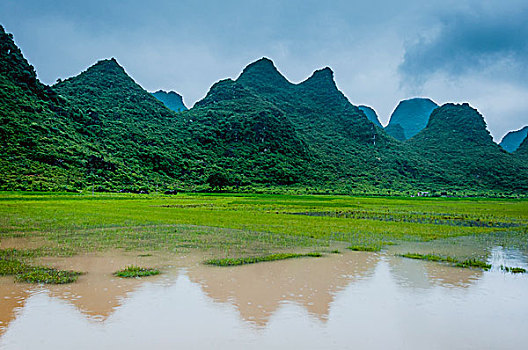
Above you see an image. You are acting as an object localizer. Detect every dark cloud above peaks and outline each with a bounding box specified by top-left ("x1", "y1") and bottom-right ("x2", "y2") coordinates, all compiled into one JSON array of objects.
[{"x1": 399, "y1": 4, "x2": 528, "y2": 86}]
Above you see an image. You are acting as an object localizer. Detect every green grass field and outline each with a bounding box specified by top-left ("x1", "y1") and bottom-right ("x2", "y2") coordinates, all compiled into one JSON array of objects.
[{"x1": 1, "y1": 192, "x2": 527, "y2": 262}]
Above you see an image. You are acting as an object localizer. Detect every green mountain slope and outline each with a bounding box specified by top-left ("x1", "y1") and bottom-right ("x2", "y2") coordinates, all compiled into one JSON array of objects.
[
  {"x1": 358, "y1": 105, "x2": 383, "y2": 128},
  {"x1": 500, "y1": 126, "x2": 528, "y2": 152},
  {"x1": 384, "y1": 123, "x2": 406, "y2": 141},
  {"x1": 53, "y1": 58, "x2": 208, "y2": 190},
  {"x1": 229, "y1": 58, "x2": 428, "y2": 189},
  {"x1": 386, "y1": 98, "x2": 438, "y2": 140},
  {"x1": 407, "y1": 103, "x2": 528, "y2": 192},
  {"x1": 0, "y1": 25, "x2": 95, "y2": 190},
  {"x1": 152, "y1": 90, "x2": 187, "y2": 112},
  {"x1": 2, "y1": 25, "x2": 527, "y2": 195},
  {"x1": 185, "y1": 77, "x2": 315, "y2": 185},
  {"x1": 515, "y1": 136, "x2": 528, "y2": 159}
]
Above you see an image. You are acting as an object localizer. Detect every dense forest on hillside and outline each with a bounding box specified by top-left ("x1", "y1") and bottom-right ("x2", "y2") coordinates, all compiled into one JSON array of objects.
[{"x1": 1, "y1": 25, "x2": 527, "y2": 195}]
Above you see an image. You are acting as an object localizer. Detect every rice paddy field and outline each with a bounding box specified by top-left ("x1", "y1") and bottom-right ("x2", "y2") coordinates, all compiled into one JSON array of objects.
[
  {"x1": 2, "y1": 191, "x2": 528, "y2": 349},
  {"x1": 1, "y1": 191, "x2": 527, "y2": 262}
]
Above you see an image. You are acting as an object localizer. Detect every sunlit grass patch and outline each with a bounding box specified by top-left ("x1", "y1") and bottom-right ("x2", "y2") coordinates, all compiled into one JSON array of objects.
[
  {"x1": 205, "y1": 252, "x2": 323, "y2": 266},
  {"x1": 113, "y1": 265, "x2": 160, "y2": 278}
]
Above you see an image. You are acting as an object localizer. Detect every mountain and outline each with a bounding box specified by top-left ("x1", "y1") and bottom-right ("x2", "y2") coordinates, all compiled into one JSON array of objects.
[
  {"x1": 384, "y1": 123, "x2": 406, "y2": 141},
  {"x1": 0, "y1": 24, "x2": 94, "y2": 191},
  {"x1": 53, "y1": 58, "x2": 207, "y2": 190},
  {"x1": 2, "y1": 24, "x2": 527, "y2": 194},
  {"x1": 515, "y1": 136, "x2": 528, "y2": 159},
  {"x1": 152, "y1": 90, "x2": 187, "y2": 112},
  {"x1": 230, "y1": 58, "x2": 424, "y2": 188},
  {"x1": 358, "y1": 105, "x2": 383, "y2": 127},
  {"x1": 185, "y1": 77, "x2": 315, "y2": 185},
  {"x1": 500, "y1": 126, "x2": 528, "y2": 152},
  {"x1": 385, "y1": 98, "x2": 438, "y2": 140},
  {"x1": 407, "y1": 103, "x2": 528, "y2": 191}
]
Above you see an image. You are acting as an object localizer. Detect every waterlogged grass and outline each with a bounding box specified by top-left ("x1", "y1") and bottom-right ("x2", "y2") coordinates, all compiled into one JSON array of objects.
[
  {"x1": 399, "y1": 253, "x2": 491, "y2": 270},
  {"x1": 15, "y1": 267, "x2": 82, "y2": 284},
  {"x1": 1, "y1": 192, "x2": 527, "y2": 261},
  {"x1": 205, "y1": 252, "x2": 323, "y2": 266},
  {"x1": 501, "y1": 266, "x2": 527, "y2": 274},
  {"x1": 114, "y1": 265, "x2": 160, "y2": 278},
  {"x1": 0, "y1": 258, "x2": 27, "y2": 275},
  {"x1": 1, "y1": 250, "x2": 82, "y2": 284},
  {"x1": 347, "y1": 245, "x2": 381, "y2": 252}
]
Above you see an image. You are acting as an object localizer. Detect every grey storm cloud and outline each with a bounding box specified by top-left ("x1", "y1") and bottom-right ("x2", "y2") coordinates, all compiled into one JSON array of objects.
[{"x1": 399, "y1": 4, "x2": 528, "y2": 86}]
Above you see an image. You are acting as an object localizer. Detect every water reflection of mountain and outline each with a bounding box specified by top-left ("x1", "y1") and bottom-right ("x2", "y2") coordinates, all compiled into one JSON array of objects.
[
  {"x1": 187, "y1": 251, "x2": 380, "y2": 326},
  {"x1": 386, "y1": 255, "x2": 482, "y2": 289},
  {"x1": 44, "y1": 253, "x2": 176, "y2": 320},
  {"x1": 0, "y1": 279, "x2": 32, "y2": 336},
  {"x1": 0, "y1": 250, "x2": 492, "y2": 337},
  {"x1": 0, "y1": 252, "x2": 173, "y2": 334}
]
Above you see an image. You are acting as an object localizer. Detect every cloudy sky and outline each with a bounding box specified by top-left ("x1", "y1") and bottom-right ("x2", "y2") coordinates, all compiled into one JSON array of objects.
[{"x1": 2, "y1": 0, "x2": 527, "y2": 141}]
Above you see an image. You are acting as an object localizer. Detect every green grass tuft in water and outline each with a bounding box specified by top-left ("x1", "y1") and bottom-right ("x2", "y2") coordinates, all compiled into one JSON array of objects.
[
  {"x1": 501, "y1": 265, "x2": 527, "y2": 274},
  {"x1": 347, "y1": 245, "x2": 381, "y2": 252},
  {"x1": 205, "y1": 252, "x2": 323, "y2": 266},
  {"x1": 114, "y1": 265, "x2": 160, "y2": 278},
  {"x1": 399, "y1": 253, "x2": 491, "y2": 270},
  {"x1": 1, "y1": 249, "x2": 83, "y2": 284},
  {"x1": 15, "y1": 267, "x2": 82, "y2": 284}
]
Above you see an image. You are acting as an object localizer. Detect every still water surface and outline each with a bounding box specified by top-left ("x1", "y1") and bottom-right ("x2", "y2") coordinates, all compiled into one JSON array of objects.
[{"x1": 1, "y1": 250, "x2": 527, "y2": 349}]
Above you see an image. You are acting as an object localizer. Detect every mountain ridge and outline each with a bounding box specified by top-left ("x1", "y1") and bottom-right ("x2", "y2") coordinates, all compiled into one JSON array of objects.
[{"x1": 1, "y1": 25, "x2": 527, "y2": 194}]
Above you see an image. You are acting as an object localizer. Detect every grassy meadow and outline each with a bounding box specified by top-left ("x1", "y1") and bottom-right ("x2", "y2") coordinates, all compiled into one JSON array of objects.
[{"x1": 1, "y1": 192, "x2": 527, "y2": 265}]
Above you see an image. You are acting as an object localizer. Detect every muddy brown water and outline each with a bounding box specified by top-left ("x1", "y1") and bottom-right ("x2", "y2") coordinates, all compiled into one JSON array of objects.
[{"x1": 1, "y1": 248, "x2": 527, "y2": 349}]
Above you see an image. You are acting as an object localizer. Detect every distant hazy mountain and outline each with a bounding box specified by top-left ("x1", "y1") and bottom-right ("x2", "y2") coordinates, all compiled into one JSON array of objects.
[
  {"x1": 384, "y1": 123, "x2": 406, "y2": 141},
  {"x1": 152, "y1": 90, "x2": 187, "y2": 112},
  {"x1": 500, "y1": 126, "x2": 528, "y2": 152},
  {"x1": 358, "y1": 105, "x2": 382, "y2": 127},
  {"x1": 385, "y1": 98, "x2": 438, "y2": 140}
]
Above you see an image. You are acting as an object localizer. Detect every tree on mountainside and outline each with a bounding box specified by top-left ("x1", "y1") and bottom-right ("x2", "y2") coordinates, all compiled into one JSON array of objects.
[{"x1": 206, "y1": 167, "x2": 237, "y2": 190}]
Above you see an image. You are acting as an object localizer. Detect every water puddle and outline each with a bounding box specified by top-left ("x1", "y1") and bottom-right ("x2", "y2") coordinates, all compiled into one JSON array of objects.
[{"x1": 1, "y1": 250, "x2": 527, "y2": 349}]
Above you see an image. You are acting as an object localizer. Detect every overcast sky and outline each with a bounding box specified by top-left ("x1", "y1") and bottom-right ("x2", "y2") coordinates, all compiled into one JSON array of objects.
[{"x1": 2, "y1": 0, "x2": 527, "y2": 141}]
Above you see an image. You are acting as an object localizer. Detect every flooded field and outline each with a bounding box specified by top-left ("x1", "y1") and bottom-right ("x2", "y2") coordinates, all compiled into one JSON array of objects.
[
  {"x1": 1, "y1": 193, "x2": 527, "y2": 349},
  {"x1": 1, "y1": 249, "x2": 527, "y2": 350}
]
